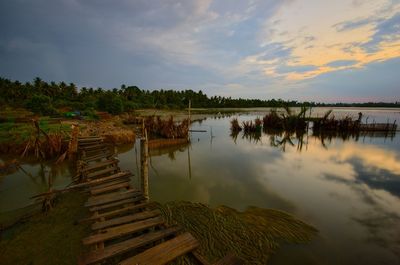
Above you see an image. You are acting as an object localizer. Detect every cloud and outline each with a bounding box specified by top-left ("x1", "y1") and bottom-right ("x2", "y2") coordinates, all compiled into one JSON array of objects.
[
  {"x1": 0, "y1": 0, "x2": 399, "y2": 101},
  {"x1": 326, "y1": 60, "x2": 359, "y2": 67}
]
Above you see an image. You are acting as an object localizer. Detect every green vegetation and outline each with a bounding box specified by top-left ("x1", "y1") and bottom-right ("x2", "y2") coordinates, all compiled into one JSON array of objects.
[
  {"x1": 0, "y1": 117, "x2": 70, "y2": 144},
  {"x1": 0, "y1": 193, "x2": 90, "y2": 265},
  {"x1": 1, "y1": 77, "x2": 399, "y2": 116}
]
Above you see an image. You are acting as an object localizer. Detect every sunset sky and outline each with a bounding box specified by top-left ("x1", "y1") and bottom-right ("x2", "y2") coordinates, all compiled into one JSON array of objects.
[{"x1": 0, "y1": 0, "x2": 399, "y2": 102}]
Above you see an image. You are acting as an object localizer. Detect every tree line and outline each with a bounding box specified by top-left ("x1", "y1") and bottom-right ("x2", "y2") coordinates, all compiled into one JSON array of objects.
[{"x1": 0, "y1": 77, "x2": 399, "y2": 116}]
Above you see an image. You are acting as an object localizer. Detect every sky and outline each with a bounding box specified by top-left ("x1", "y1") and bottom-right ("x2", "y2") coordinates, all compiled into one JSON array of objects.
[{"x1": 0, "y1": 0, "x2": 399, "y2": 102}]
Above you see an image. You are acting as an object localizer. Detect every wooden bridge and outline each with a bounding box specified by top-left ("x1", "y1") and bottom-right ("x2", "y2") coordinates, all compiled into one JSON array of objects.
[{"x1": 76, "y1": 136, "x2": 241, "y2": 265}]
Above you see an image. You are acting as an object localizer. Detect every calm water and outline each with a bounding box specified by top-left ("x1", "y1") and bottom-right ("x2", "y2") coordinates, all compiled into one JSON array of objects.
[{"x1": 1, "y1": 107, "x2": 399, "y2": 264}]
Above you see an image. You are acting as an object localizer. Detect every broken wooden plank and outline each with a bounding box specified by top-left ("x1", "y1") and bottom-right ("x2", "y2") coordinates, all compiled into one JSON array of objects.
[
  {"x1": 191, "y1": 251, "x2": 211, "y2": 265},
  {"x1": 79, "y1": 226, "x2": 181, "y2": 265},
  {"x1": 85, "y1": 190, "x2": 140, "y2": 208},
  {"x1": 78, "y1": 137, "x2": 103, "y2": 142},
  {"x1": 119, "y1": 232, "x2": 199, "y2": 265},
  {"x1": 82, "y1": 159, "x2": 119, "y2": 172},
  {"x1": 85, "y1": 202, "x2": 155, "y2": 221},
  {"x1": 89, "y1": 178, "x2": 130, "y2": 192},
  {"x1": 81, "y1": 144, "x2": 110, "y2": 150},
  {"x1": 82, "y1": 216, "x2": 164, "y2": 245},
  {"x1": 83, "y1": 153, "x2": 114, "y2": 162},
  {"x1": 213, "y1": 253, "x2": 243, "y2": 265},
  {"x1": 92, "y1": 209, "x2": 161, "y2": 230},
  {"x1": 68, "y1": 172, "x2": 131, "y2": 190},
  {"x1": 87, "y1": 171, "x2": 131, "y2": 186},
  {"x1": 86, "y1": 166, "x2": 119, "y2": 179},
  {"x1": 89, "y1": 196, "x2": 145, "y2": 212},
  {"x1": 90, "y1": 181, "x2": 130, "y2": 196}
]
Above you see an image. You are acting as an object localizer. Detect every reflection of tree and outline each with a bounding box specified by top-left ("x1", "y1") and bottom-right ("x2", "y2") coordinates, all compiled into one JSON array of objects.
[{"x1": 242, "y1": 131, "x2": 262, "y2": 144}]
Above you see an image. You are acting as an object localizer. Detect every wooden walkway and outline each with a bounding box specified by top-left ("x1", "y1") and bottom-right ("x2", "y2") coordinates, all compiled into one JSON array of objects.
[{"x1": 76, "y1": 136, "x2": 241, "y2": 265}]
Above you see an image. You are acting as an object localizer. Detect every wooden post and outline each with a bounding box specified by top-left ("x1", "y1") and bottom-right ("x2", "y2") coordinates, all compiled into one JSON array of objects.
[
  {"x1": 188, "y1": 100, "x2": 191, "y2": 141},
  {"x1": 68, "y1": 124, "x2": 79, "y2": 160},
  {"x1": 140, "y1": 129, "x2": 149, "y2": 201}
]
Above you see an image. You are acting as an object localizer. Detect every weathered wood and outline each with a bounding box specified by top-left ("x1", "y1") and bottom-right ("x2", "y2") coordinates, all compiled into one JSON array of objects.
[
  {"x1": 84, "y1": 147, "x2": 110, "y2": 155},
  {"x1": 89, "y1": 178, "x2": 130, "y2": 192},
  {"x1": 81, "y1": 144, "x2": 110, "y2": 151},
  {"x1": 86, "y1": 166, "x2": 119, "y2": 179},
  {"x1": 140, "y1": 134, "x2": 149, "y2": 200},
  {"x1": 83, "y1": 153, "x2": 114, "y2": 162},
  {"x1": 192, "y1": 251, "x2": 211, "y2": 265},
  {"x1": 119, "y1": 232, "x2": 199, "y2": 265},
  {"x1": 79, "y1": 226, "x2": 181, "y2": 265},
  {"x1": 87, "y1": 171, "x2": 131, "y2": 185},
  {"x1": 85, "y1": 190, "x2": 139, "y2": 207},
  {"x1": 85, "y1": 202, "x2": 155, "y2": 221},
  {"x1": 82, "y1": 216, "x2": 164, "y2": 245},
  {"x1": 78, "y1": 137, "x2": 103, "y2": 142},
  {"x1": 90, "y1": 181, "x2": 130, "y2": 196},
  {"x1": 92, "y1": 209, "x2": 161, "y2": 230},
  {"x1": 89, "y1": 196, "x2": 146, "y2": 212},
  {"x1": 82, "y1": 159, "x2": 119, "y2": 172},
  {"x1": 69, "y1": 172, "x2": 131, "y2": 190},
  {"x1": 213, "y1": 253, "x2": 243, "y2": 265}
]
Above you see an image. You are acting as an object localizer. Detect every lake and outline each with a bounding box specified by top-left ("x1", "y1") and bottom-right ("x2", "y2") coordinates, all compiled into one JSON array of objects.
[{"x1": 1, "y1": 107, "x2": 399, "y2": 264}]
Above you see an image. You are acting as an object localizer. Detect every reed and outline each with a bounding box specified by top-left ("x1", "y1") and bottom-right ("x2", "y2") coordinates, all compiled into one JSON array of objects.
[
  {"x1": 144, "y1": 115, "x2": 189, "y2": 139},
  {"x1": 230, "y1": 118, "x2": 242, "y2": 132}
]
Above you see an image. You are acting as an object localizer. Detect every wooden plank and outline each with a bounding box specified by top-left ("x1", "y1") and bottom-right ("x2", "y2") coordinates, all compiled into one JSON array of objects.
[
  {"x1": 81, "y1": 144, "x2": 109, "y2": 150},
  {"x1": 82, "y1": 216, "x2": 164, "y2": 245},
  {"x1": 78, "y1": 137, "x2": 103, "y2": 142},
  {"x1": 89, "y1": 196, "x2": 145, "y2": 212},
  {"x1": 79, "y1": 226, "x2": 181, "y2": 265},
  {"x1": 90, "y1": 181, "x2": 130, "y2": 196},
  {"x1": 83, "y1": 153, "x2": 114, "y2": 162},
  {"x1": 92, "y1": 209, "x2": 161, "y2": 230},
  {"x1": 89, "y1": 178, "x2": 130, "y2": 191},
  {"x1": 68, "y1": 172, "x2": 130, "y2": 190},
  {"x1": 87, "y1": 172, "x2": 131, "y2": 186},
  {"x1": 213, "y1": 253, "x2": 243, "y2": 265},
  {"x1": 84, "y1": 147, "x2": 109, "y2": 155},
  {"x1": 78, "y1": 142, "x2": 104, "y2": 147},
  {"x1": 86, "y1": 166, "x2": 118, "y2": 179},
  {"x1": 85, "y1": 202, "x2": 154, "y2": 221},
  {"x1": 192, "y1": 251, "x2": 211, "y2": 265},
  {"x1": 85, "y1": 190, "x2": 140, "y2": 207},
  {"x1": 119, "y1": 232, "x2": 199, "y2": 265},
  {"x1": 82, "y1": 159, "x2": 118, "y2": 172}
]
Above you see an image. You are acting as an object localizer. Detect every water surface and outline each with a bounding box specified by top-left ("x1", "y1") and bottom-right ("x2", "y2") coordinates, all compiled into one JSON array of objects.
[
  {"x1": 118, "y1": 108, "x2": 400, "y2": 265},
  {"x1": 1, "y1": 107, "x2": 399, "y2": 264}
]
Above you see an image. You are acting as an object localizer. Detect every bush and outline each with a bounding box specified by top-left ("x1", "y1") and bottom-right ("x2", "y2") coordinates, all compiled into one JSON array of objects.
[
  {"x1": 26, "y1": 94, "x2": 57, "y2": 115},
  {"x1": 97, "y1": 93, "x2": 124, "y2": 115}
]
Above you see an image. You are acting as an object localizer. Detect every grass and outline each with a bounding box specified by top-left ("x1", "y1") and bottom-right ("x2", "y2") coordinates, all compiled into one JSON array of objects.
[
  {"x1": 0, "y1": 119, "x2": 71, "y2": 144},
  {"x1": 0, "y1": 192, "x2": 90, "y2": 265}
]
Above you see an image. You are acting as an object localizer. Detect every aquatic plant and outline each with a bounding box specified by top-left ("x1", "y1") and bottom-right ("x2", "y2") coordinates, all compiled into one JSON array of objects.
[
  {"x1": 230, "y1": 118, "x2": 242, "y2": 132},
  {"x1": 157, "y1": 201, "x2": 318, "y2": 265},
  {"x1": 143, "y1": 115, "x2": 189, "y2": 139}
]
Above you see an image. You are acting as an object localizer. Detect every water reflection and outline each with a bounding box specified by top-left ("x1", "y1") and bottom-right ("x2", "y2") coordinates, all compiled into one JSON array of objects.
[
  {"x1": 0, "y1": 160, "x2": 72, "y2": 212},
  {"x1": 119, "y1": 113, "x2": 400, "y2": 265},
  {"x1": 231, "y1": 127, "x2": 397, "y2": 154}
]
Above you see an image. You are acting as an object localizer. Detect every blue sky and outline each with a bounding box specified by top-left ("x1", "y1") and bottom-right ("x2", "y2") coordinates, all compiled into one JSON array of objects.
[{"x1": 0, "y1": 0, "x2": 399, "y2": 102}]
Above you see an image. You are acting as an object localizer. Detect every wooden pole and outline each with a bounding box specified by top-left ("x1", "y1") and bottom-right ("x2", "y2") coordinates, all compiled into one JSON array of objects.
[
  {"x1": 140, "y1": 129, "x2": 149, "y2": 201},
  {"x1": 188, "y1": 100, "x2": 191, "y2": 141}
]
